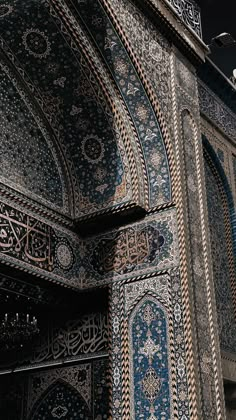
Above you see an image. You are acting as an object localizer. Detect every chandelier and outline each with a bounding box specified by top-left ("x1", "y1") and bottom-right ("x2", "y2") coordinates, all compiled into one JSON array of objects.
[{"x1": 0, "y1": 313, "x2": 39, "y2": 350}]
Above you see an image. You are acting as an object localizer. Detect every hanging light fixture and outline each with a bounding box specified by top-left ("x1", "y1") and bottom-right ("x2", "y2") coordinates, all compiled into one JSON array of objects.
[{"x1": 0, "y1": 313, "x2": 39, "y2": 351}]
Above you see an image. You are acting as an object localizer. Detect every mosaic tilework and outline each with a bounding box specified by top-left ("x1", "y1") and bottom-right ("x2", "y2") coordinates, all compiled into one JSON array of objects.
[
  {"x1": 173, "y1": 45, "x2": 227, "y2": 414},
  {"x1": 93, "y1": 359, "x2": 109, "y2": 419},
  {"x1": 0, "y1": 0, "x2": 131, "y2": 217},
  {"x1": 71, "y1": 0, "x2": 171, "y2": 207},
  {"x1": 233, "y1": 155, "x2": 236, "y2": 197},
  {"x1": 97, "y1": 0, "x2": 172, "y2": 127},
  {"x1": 175, "y1": 54, "x2": 197, "y2": 101},
  {"x1": 203, "y1": 136, "x2": 236, "y2": 266},
  {"x1": 82, "y1": 208, "x2": 179, "y2": 286},
  {"x1": 0, "y1": 199, "x2": 178, "y2": 288},
  {"x1": 27, "y1": 360, "x2": 109, "y2": 420},
  {"x1": 199, "y1": 81, "x2": 236, "y2": 141},
  {"x1": 204, "y1": 158, "x2": 236, "y2": 353},
  {"x1": 31, "y1": 381, "x2": 91, "y2": 419},
  {"x1": 110, "y1": 272, "x2": 191, "y2": 419},
  {"x1": 166, "y1": 0, "x2": 202, "y2": 37},
  {"x1": 217, "y1": 148, "x2": 224, "y2": 164},
  {"x1": 0, "y1": 61, "x2": 70, "y2": 213},
  {"x1": 201, "y1": 119, "x2": 232, "y2": 187},
  {"x1": 28, "y1": 365, "x2": 91, "y2": 419},
  {"x1": 0, "y1": 0, "x2": 171, "y2": 218},
  {"x1": 130, "y1": 298, "x2": 171, "y2": 419},
  {"x1": 0, "y1": 198, "x2": 82, "y2": 288}
]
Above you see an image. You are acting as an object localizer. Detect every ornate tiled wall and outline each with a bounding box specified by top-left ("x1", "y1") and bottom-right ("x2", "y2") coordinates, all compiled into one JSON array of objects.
[
  {"x1": 0, "y1": 0, "x2": 172, "y2": 219},
  {"x1": 110, "y1": 272, "x2": 191, "y2": 418},
  {"x1": 0, "y1": 199, "x2": 81, "y2": 288},
  {"x1": 0, "y1": 359, "x2": 109, "y2": 420},
  {"x1": 204, "y1": 158, "x2": 236, "y2": 353},
  {"x1": 89, "y1": 0, "x2": 173, "y2": 128},
  {"x1": 199, "y1": 81, "x2": 236, "y2": 141},
  {"x1": 0, "y1": 198, "x2": 178, "y2": 288},
  {"x1": 82, "y1": 208, "x2": 179, "y2": 287},
  {"x1": 0, "y1": 0, "x2": 234, "y2": 419},
  {"x1": 171, "y1": 50, "x2": 226, "y2": 419},
  {"x1": 0, "y1": 63, "x2": 67, "y2": 212},
  {"x1": 199, "y1": 79, "x2": 236, "y2": 206}
]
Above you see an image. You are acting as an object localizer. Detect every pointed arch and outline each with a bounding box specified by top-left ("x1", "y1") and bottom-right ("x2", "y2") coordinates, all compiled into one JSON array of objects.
[
  {"x1": 29, "y1": 379, "x2": 91, "y2": 420},
  {"x1": 203, "y1": 136, "x2": 236, "y2": 274},
  {"x1": 128, "y1": 294, "x2": 172, "y2": 419},
  {"x1": 203, "y1": 135, "x2": 236, "y2": 352}
]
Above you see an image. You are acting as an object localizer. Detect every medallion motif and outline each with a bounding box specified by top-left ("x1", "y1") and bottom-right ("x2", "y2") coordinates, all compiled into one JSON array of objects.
[
  {"x1": 55, "y1": 240, "x2": 74, "y2": 270},
  {"x1": 130, "y1": 299, "x2": 171, "y2": 419},
  {"x1": 22, "y1": 28, "x2": 51, "y2": 59},
  {"x1": 81, "y1": 135, "x2": 104, "y2": 163},
  {"x1": 142, "y1": 367, "x2": 161, "y2": 402}
]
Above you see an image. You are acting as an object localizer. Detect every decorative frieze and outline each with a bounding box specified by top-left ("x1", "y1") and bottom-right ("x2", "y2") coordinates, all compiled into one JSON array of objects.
[{"x1": 199, "y1": 81, "x2": 236, "y2": 141}]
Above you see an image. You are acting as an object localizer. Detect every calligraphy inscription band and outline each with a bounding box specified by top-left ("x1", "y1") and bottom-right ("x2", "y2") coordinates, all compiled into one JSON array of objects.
[{"x1": 0, "y1": 201, "x2": 74, "y2": 273}]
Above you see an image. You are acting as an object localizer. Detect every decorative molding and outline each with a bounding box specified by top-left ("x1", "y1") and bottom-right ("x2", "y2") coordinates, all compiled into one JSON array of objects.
[{"x1": 170, "y1": 51, "x2": 199, "y2": 418}]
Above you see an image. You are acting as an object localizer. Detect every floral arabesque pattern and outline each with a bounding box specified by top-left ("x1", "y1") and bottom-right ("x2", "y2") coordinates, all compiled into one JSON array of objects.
[{"x1": 130, "y1": 299, "x2": 171, "y2": 419}]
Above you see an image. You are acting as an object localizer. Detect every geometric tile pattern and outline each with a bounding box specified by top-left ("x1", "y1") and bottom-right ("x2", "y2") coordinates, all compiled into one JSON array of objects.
[
  {"x1": 30, "y1": 381, "x2": 91, "y2": 420},
  {"x1": 179, "y1": 104, "x2": 223, "y2": 419},
  {"x1": 28, "y1": 364, "x2": 92, "y2": 417},
  {"x1": 233, "y1": 155, "x2": 236, "y2": 198},
  {"x1": 93, "y1": 359, "x2": 109, "y2": 419}
]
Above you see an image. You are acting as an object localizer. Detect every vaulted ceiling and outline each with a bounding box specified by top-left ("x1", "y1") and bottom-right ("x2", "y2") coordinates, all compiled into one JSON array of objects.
[{"x1": 0, "y1": 0, "x2": 171, "y2": 221}]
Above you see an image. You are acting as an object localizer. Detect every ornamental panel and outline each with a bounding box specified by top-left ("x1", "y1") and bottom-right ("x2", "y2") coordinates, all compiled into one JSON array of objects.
[
  {"x1": 129, "y1": 298, "x2": 171, "y2": 419},
  {"x1": 110, "y1": 273, "x2": 191, "y2": 419},
  {"x1": 82, "y1": 209, "x2": 179, "y2": 286}
]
